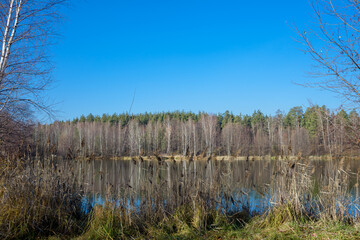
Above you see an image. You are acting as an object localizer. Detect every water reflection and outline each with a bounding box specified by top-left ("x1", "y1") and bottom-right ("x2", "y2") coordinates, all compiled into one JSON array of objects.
[
  {"x1": 76, "y1": 160, "x2": 271, "y2": 196},
  {"x1": 73, "y1": 158, "x2": 360, "y2": 214}
]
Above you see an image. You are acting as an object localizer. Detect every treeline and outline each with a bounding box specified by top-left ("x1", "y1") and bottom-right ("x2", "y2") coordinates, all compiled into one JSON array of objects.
[{"x1": 33, "y1": 106, "x2": 360, "y2": 158}]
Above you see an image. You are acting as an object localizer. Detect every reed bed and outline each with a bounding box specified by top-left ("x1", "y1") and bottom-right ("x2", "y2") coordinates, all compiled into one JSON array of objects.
[
  {"x1": 0, "y1": 158, "x2": 88, "y2": 239},
  {"x1": 0, "y1": 156, "x2": 360, "y2": 239},
  {"x1": 267, "y1": 158, "x2": 360, "y2": 223}
]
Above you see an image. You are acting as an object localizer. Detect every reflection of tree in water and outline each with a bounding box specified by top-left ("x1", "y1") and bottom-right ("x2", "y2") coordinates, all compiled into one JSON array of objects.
[
  {"x1": 72, "y1": 159, "x2": 354, "y2": 200},
  {"x1": 68, "y1": 158, "x2": 360, "y2": 216}
]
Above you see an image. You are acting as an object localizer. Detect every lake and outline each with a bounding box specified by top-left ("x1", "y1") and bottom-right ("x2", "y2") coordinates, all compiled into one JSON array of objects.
[{"x1": 68, "y1": 158, "x2": 360, "y2": 216}]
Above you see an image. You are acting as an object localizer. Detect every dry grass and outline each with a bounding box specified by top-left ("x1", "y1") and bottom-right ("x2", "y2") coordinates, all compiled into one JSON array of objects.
[
  {"x1": 0, "y1": 158, "x2": 88, "y2": 239},
  {"x1": 267, "y1": 158, "x2": 360, "y2": 222}
]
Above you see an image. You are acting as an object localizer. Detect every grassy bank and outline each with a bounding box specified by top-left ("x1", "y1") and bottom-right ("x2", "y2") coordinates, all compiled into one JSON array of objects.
[
  {"x1": 1, "y1": 157, "x2": 360, "y2": 239},
  {"x1": 63, "y1": 203, "x2": 360, "y2": 239}
]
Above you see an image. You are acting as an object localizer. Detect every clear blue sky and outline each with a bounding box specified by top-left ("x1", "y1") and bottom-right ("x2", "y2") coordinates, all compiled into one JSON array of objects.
[{"x1": 49, "y1": 0, "x2": 340, "y2": 121}]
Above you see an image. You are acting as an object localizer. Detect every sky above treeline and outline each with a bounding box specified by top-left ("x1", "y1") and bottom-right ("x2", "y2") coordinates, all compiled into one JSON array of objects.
[{"x1": 49, "y1": 0, "x2": 341, "y2": 121}]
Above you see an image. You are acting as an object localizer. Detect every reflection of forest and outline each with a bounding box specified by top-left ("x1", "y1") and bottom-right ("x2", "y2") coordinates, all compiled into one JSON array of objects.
[{"x1": 73, "y1": 159, "x2": 360, "y2": 199}]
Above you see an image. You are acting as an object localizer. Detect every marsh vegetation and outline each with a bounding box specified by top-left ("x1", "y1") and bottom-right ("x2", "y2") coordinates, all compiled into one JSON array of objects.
[{"x1": 1, "y1": 155, "x2": 360, "y2": 239}]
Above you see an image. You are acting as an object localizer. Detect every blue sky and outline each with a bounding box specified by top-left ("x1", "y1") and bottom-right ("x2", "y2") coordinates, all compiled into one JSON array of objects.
[{"x1": 49, "y1": 0, "x2": 340, "y2": 121}]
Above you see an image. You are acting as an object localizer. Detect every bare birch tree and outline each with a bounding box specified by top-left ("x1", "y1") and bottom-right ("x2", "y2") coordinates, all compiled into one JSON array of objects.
[
  {"x1": 165, "y1": 116, "x2": 172, "y2": 154},
  {"x1": 0, "y1": 0, "x2": 65, "y2": 117},
  {"x1": 0, "y1": 0, "x2": 65, "y2": 153}
]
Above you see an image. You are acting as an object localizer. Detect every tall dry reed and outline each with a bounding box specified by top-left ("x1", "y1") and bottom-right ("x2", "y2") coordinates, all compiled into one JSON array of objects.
[
  {"x1": 0, "y1": 157, "x2": 88, "y2": 239},
  {"x1": 266, "y1": 158, "x2": 360, "y2": 225}
]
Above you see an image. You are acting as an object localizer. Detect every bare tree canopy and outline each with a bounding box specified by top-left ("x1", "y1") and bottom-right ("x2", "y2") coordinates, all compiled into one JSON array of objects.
[
  {"x1": 0, "y1": 0, "x2": 65, "y2": 119},
  {"x1": 297, "y1": 0, "x2": 360, "y2": 108}
]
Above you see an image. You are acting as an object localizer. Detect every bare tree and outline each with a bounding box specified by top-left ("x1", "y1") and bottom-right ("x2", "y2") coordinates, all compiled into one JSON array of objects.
[
  {"x1": 200, "y1": 114, "x2": 218, "y2": 155},
  {"x1": 297, "y1": 0, "x2": 360, "y2": 108},
  {"x1": 0, "y1": 0, "x2": 66, "y2": 153},
  {"x1": 165, "y1": 116, "x2": 172, "y2": 154},
  {"x1": 222, "y1": 123, "x2": 234, "y2": 156},
  {"x1": 0, "y1": 0, "x2": 65, "y2": 117}
]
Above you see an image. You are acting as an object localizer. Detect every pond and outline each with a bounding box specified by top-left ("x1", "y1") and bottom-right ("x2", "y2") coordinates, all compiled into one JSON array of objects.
[{"x1": 70, "y1": 158, "x2": 360, "y2": 216}]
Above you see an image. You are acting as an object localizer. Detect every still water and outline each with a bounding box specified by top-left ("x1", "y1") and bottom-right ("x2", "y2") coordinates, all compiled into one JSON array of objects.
[{"x1": 71, "y1": 158, "x2": 360, "y2": 214}]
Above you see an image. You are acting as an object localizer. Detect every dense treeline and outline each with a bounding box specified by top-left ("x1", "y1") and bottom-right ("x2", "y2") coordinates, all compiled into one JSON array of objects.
[{"x1": 34, "y1": 106, "x2": 360, "y2": 158}]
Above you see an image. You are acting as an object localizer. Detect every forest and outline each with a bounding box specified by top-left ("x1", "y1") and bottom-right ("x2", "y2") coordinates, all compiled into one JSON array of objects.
[{"x1": 33, "y1": 106, "x2": 360, "y2": 159}]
